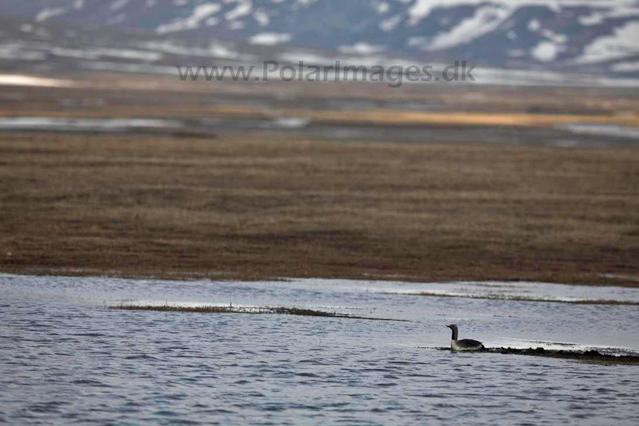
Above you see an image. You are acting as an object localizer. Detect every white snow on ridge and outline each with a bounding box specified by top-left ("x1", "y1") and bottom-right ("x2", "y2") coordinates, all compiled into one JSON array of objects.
[
  {"x1": 528, "y1": 19, "x2": 540, "y2": 31},
  {"x1": 540, "y1": 29, "x2": 567, "y2": 44},
  {"x1": 110, "y1": 0, "x2": 130, "y2": 11},
  {"x1": 277, "y1": 51, "x2": 335, "y2": 66},
  {"x1": 415, "y1": 1, "x2": 631, "y2": 54},
  {"x1": 375, "y1": 1, "x2": 390, "y2": 14},
  {"x1": 249, "y1": 33, "x2": 291, "y2": 46},
  {"x1": 425, "y1": 6, "x2": 511, "y2": 51},
  {"x1": 94, "y1": 48, "x2": 162, "y2": 62},
  {"x1": 209, "y1": 44, "x2": 241, "y2": 59},
  {"x1": 380, "y1": 15, "x2": 402, "y2": 32},
  {"x1": 532, "y1": 41, "x2": 563, "y2": 62},
  {"x1": 157, "y1": 3, "x2": 222, "y2": 34},
  {"x1": 253, "y1": 9, "x2": 270, "y2": 26},
  {"x1": 338, "y1": 43, "x2": 386, "y2": 55},
  {"x1": 577, "y1": 21, "x2": 639, "y2": 63},
  {"x1": 225, "y1": 1, "x2": 252, "y2": 21},
  {"x1": 35, "y1": 7, "x2": 67, "y2": 22},
  {"x1": 579, "y1": 13, "x2": 605, "y2": 26},
  {"x1": 407, "y1": 0, "x2": 639, "y2": 26},
  {"x1": 579, "y1": 7, "x2": 639, "y2": 26},
  {"x1": 138, "y1": 41, "x2": 243, "y2": 60},
  {"x1": 527, "y1": 19, "x2": 567, "y2": 61}
]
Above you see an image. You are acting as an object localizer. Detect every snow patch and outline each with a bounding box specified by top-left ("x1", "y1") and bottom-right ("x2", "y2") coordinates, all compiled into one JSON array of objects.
[
  {"x1": 531, "y1": 41, "x2": 561, "y2": 62},
  {"x1": 35, "y1": 7, "x2": 67, "y2": 22},
  {"x1": 278, "y1": 51, "x2": 335, "y2": 66},
  {"x1": 577, "y1": 21, "x2": 639, "y2": 63},
  {"x1": 0, "y1": 75, "x2": 74, "y2": 88},
  {"x1": 225, "y1": 2, "x2": 252, "y2": 21},
  {"x1": 425, "y1": 6, "x2": 510, "y2": 51},
  {"x1": 0, "y1": 117, "x2": 182, "y2": 132},
  {"x1": 249, "y1": 33, "x2": 292, "y2": 46},
  {"x1": 338, "y1": 43, "x2": 385, "y2": 55},
  {"x1": 157, "y1": 3, "x2": 222, "y2": 34},
  {"x1": 253, "y1": 10, "x2": 269, "y2": 26},
  {"x1": 407, "y1": 0, "x2": 639, "y2": 25},
  {"x1": 94, "y1": 48, "x2": 162, "y2": 62},
  {"x1": 375, "y1": 1, "x2": 389, "y2": 14},
  {"x1": 579, "y1": 13, "x2": 604, "y2": 26},
  {"x1": 528, "y1": 19, "x2": 540, "y2": 31},
  {"x1": 381, "y1": 15, "x2": 402, "y2": 32},
  {"x1": 110, "y1": 0, "x2": 130, "y2": 11},
  {"x1": 138, "y1": 41, "x2": 242, "y2": 60},
  {"x1": 560, "y1": 124, "x2": 639, "y2": 139},
  {"x1": 579, "y1": 7, "x2": 639, "y2": 26}
]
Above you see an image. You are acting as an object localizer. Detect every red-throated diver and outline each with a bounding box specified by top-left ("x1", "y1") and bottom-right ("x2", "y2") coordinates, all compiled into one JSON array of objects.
[{"x1": 446, "y1": 324, "x2": 484, "y2": 352}]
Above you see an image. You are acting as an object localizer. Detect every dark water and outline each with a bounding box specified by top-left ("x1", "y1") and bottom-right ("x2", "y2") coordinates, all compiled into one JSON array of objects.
[
  {"x1": 1, "y1": 115, "x2": 638, "y2": 148},
  {"x1": 2, "y1": 274, "x2": 639, "y2": 425}
]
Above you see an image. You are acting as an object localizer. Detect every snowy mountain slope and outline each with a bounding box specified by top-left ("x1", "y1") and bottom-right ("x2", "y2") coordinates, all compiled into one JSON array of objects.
[{"x1": 2, "y1": 0, "x2": 639, "y2": 76}]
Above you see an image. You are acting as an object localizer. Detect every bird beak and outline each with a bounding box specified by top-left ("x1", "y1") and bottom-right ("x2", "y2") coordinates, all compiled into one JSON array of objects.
[{"x1": 446, "y1": 325, "x2": 451, "y2": 329}]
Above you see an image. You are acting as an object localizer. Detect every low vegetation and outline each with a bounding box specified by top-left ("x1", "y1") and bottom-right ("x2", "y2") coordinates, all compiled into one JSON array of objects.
[
  {"x1": 109, "y1": 304, "x2": 406, "y2": 321},
  {"x1": 1, "y1": 81, "x2": 638, "y2": 286},
  {"x1": 395, "y1": 292, "x2": 639, "y2": 305}
]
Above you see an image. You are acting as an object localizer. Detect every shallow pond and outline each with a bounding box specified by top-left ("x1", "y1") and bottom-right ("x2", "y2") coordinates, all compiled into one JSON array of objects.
[{"x1": 2, "y1": 274, "x2": 639, "y2": 425}]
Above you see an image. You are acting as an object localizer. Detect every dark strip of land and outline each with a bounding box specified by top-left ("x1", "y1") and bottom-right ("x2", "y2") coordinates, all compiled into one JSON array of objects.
[
  {"x1": 490, "y1": 347, "x2": 639, "y2": 366},
  {"x1": 435, "y1": 347, "x2": 639, "y2": 365},
  {"x1": 109, "y1": 304, "x2": 406, "y2": 321}
]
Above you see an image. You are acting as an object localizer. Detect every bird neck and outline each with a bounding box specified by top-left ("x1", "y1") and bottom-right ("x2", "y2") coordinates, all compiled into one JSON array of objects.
[{"x1": 450, "y1": 328, "x2": 458, "y2": 341}]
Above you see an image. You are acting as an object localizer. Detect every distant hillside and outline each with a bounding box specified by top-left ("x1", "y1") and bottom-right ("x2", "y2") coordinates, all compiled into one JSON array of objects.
[{"x1": 2, "y1": 0, "x2": 639, "y2": 77}]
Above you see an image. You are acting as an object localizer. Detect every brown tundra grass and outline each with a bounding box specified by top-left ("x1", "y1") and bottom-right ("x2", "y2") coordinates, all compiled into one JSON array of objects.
[{"x1": 0, "y1": 131, "x2": 638, "y2": 286}]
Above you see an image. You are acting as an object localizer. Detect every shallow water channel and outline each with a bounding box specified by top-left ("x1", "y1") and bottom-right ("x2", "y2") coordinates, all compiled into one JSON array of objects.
[{"x1": 2, "y1": 274, "x2": 639, "y2": 425}]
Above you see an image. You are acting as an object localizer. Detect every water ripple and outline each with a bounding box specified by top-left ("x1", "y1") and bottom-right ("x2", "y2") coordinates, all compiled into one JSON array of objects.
[{"x1": 2, "y1": 274, "x2": 639, "y2": 425}]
